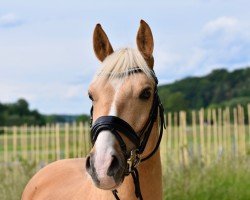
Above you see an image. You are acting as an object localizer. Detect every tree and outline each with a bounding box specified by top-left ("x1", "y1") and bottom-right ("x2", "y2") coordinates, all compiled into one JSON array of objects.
[
  {"x1": 16, "y1": 99, "x2": 29, "y2": 116},
  {"x1": 165, "y1": 92, "x2": 188, "y2": 112}
]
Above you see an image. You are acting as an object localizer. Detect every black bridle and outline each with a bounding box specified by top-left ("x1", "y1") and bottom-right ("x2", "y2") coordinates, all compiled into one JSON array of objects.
[{"x1": 89, "y1": 67, "x2": 165, "y2": 200}]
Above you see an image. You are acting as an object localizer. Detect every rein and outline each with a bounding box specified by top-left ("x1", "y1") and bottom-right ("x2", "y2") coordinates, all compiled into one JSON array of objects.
[{"x1": 89, "y1": 67, "x2": 165, "y2": 200}]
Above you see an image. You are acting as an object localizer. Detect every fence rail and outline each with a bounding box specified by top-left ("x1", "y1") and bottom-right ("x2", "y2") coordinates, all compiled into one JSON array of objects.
[{"x1": 1, "y1": 105, "x2": 250, "y2": 168}]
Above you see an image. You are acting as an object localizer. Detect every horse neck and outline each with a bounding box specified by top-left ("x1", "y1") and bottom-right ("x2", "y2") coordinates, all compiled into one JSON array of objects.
[{"x1": 119, "y1": 121, "x2": 163, "y2": 200}]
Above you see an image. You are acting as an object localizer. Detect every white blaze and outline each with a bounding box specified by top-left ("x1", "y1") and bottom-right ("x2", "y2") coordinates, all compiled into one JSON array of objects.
[
  {"x1": 94, "y1": 79, "x2": 123, "y2": 179},
  {"x1": 109, "y1": 79, "x2": 123, "y2": 116}
]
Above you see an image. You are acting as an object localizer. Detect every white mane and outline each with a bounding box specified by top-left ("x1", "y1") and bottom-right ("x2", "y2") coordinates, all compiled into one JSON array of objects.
[{"x1": 94, "y1": 48, "x2": 154, "y2": 81}]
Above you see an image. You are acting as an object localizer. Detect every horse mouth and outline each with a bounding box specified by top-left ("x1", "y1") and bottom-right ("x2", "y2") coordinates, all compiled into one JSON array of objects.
[
  {"x1": 86, "y1": 152, "x2": 127, "y2": 191},
  {"x1": 97, "y1": 182, "x2": 122, "y2": 190},
  {"x1": 88, "y1": 171, "x2": 125, "y2": 190}
]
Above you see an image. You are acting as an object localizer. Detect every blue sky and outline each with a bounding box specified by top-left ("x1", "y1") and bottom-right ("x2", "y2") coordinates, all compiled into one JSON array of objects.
[{"x1": 0, "y1": 0, "x2": 250, "y2": 114}]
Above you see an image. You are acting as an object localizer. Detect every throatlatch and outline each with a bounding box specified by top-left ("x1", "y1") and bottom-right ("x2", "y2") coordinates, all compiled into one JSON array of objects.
[{"x1": 89, "y1": 68, "x2": 165, "y2": 200}]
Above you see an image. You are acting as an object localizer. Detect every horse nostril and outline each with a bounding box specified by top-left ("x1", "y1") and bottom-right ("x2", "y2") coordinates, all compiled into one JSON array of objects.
[
  {"x1": 107, "y1": 155, "x2": 120, "y2": 177},
  {"x1": 86, "y1": 155, "x2": 91, "y2": 172}
]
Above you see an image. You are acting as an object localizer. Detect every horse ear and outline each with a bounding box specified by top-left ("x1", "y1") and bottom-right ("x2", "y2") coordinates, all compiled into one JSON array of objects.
[
  {"x1": 93, "y1": 24, "x2": 114, "y2": 62},
  {"x1": 136, "y1": 20, "x2": 154, "y2": 69}
]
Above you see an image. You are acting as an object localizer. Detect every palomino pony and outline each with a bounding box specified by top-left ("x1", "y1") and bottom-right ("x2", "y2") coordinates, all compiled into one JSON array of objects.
[{"x1": 22, "y1": 20, "x2": 165, "y2": 200}]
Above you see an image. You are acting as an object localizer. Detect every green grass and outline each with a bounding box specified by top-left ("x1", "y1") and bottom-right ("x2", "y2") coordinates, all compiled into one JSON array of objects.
[
  {"x1": 0, "y1": 160, "x2": 36, "y2": 200},
  {"x1": 0, "y1": 158, "x2": 250, "y2": 200},
  {"x1": 163, "y1": 158, "x2": 250, "y2": 200}
]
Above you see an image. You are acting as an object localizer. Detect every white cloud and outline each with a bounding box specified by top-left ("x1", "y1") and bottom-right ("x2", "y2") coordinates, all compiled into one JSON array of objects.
[
  {"x1": 0, "y1": 13, "x2": 23, "y2": 28},
  {"x1": 184, "y1": 16, "x2": 250, "y2": 76},
  {"x1": 0, "y1": 81, "x2": 91, "y2": 114},
  {"x1": 202, "y1": 16, "x2": 238, "y2": 36},
  {"x1": 153, "y1": 16, "x2": 250, "y2": 82}
]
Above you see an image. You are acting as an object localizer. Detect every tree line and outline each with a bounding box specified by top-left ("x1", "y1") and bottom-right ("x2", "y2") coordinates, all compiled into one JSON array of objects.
[
  {"x1": 158, "y1": 67, "x2": 250, "y2": 112},
  {"x1": 0, "y1": 99, "x2": 89, "y2": 127},
  {"x1": 0, "y1": 67, "x2": 249, "y2": 126}
]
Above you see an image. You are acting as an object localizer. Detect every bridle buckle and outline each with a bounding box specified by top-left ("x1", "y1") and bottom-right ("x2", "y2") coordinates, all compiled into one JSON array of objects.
[{"x1": 127, "y1": 149, "x2": 141, "y2": 172}]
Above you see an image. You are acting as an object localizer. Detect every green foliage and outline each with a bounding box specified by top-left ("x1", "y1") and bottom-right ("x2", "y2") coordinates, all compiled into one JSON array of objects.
[
  {"x1": 44, "y1": 115, "x2": 72, "y2": 124},
  {"x1": 76, "y1": 114, "x2": 90, "y2": 123},
  {"x1": 0, "y1": 99, "x2": 90, "y2": 126},
  {"x1": 0, "y1": 161, "x2": 37, "y2": 200},
  {"x1": 159, "y1": 91, "x2": 189, "y2": 112},
  {"x1": 163, "y1": 158, "x2": 250, "y2": 200},
  {"x1": 158, "y1": 67, "x2": 250, "y2": 112},
  {"x1": 0, "y1": 99, "x2": 45, "y2": 126}
]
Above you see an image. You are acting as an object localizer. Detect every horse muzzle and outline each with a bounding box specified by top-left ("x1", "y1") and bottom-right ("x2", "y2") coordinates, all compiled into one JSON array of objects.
[{"x1": 86, "y1": 131, "x2": 126, "y2": 190}]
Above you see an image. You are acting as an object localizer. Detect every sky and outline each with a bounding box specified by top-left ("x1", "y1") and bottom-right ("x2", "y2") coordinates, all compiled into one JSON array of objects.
[{"x1": 0, "y1": 0, "x2": 250, "y2": 114}]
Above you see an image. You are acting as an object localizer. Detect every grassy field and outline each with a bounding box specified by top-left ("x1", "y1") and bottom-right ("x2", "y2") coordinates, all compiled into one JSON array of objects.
[
  {"x1": 1, "y1": 157, "x2": 250, "y2": 200},
  {"x1": 1, "y1": 106, "x2": 250, "y2": 199},
  {"x1": 0, "y1": 161, "x2": 36, "y2": 200},
  {"x1": 163, "y1": 158, "x2": 250, "y2": 200}
]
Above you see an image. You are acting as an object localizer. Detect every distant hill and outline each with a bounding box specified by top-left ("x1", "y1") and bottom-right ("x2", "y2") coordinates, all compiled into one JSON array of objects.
[{"x1": 158, "y1": 67, "x2": 250, "y2": 112}]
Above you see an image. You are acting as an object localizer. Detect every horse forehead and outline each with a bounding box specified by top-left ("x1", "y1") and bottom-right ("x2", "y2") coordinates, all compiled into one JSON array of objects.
[
  {"x1": 90, "y1": 73, "x2": 153, "y2": 96},
  {"x1": 119, "y1": 75, "x2": 154, "y2": 93}
]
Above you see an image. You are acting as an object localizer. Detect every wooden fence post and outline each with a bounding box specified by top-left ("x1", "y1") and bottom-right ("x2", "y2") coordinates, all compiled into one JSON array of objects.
[
  {"x1": 226, "y1": 107, "x2": 232, "y2": 159},
  {"x1": 167, "y1": 112, "x2": 172, "y2": 164},
  {"x1": 30, "y1": 125, "x2": 35, "y2": 162},
  {"x1": 222, "y1": 109, "x2": 227, "y2": 158},
  {"x1": 35, "y1": 126, "x2": 39, "y2": 164},
  {"x1": 233, "y1": 108, "x2": 238, "y2": 159},
  {"x1": 45, "y1": 124, "x2": 49, "y2": 164},
  {"x1": 248, "y1": 104, "x2": 250, "y2": 147},
  {"x1": 21, "y1": 125, "x2": 28, "y2": 160},
  {"x1": 212, "y1": 109, "x2": 218, "y2": 160},
  {"x1": 4, "y1": 127, "x2": 8, "y2": 164},
  {"x1": 41, "y1": 126, "x2": 46, "y2": 163},
  {"x1": 199, "y1": 108, "x2": 205, "y2": 164},
  {"x1": 238, "y1": 105, "x2": 246, "y2": 156},
  {"x1": 207, "y1": 109, "x2": 211, "y2": 164},
  {"x1": 64, "y1": 123, "x2": 69, "y2": 159},
  {"x1": 174, "y1": 112, "x2": 178, "y2": 165},
  {"x1": 218, "y1": 108, "x2": 223, "y2": 158},
  {"x1": 13, "y1": 126, "x2": 17, "y2": 162},
  {"x1": 50, "y1": 124, "x2": 54, "y2": 161},
  {"x1": 178, "y1": 111, "x2": 183, "y2": 165},
  {"x1": 84, "y1": 122, "x2": 91, "y2": 156},
  {"x1": 192, "y1": 111, "x2": 197, "y2": 158},
  {"x1": 56, "y1": 124, "x2": 61, "y2": 160},
  {"x1": 78, "y1": 122, "x2": 84, "y2": 158},
  {"x1": 72, "y1": 122, "x2": 77, "y2": 158},
  {"x1": 181, "y1": 111, "x2": 189, "y2": 167}
]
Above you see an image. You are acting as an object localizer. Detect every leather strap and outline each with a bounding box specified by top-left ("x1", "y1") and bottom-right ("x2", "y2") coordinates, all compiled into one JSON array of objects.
[{"x1": 91, "y1": 116, "x2": 140, "y2": 148}]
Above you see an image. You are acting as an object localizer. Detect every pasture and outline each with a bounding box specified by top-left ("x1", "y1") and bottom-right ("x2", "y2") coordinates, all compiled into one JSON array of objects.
[{"x1": 1, "y1": 105, "x2": 250, "y2": 200}]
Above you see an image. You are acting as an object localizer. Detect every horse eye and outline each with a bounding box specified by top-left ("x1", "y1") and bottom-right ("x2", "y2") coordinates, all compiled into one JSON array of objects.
[
  {"x1": 139, "y1": 89, "x2": 151, "y2": 100},
  {"x1": 88, "y1": 92, "x2": 94, "y2": 101}
]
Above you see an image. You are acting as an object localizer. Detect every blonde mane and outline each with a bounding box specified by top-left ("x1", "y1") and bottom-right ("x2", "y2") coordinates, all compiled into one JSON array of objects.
[{"x1": 94, "y1": 48, "x2": 154, "y2": 81}]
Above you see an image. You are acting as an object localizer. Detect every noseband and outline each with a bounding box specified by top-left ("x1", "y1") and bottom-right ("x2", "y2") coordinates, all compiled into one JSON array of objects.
[{"x1": 89, "y1": 67, "x2": 165, "y2": 200}]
